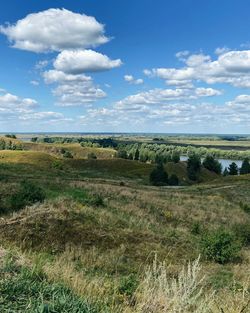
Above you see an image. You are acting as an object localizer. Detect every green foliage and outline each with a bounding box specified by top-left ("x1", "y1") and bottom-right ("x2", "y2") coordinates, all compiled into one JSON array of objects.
[
  {"x1": 201, "y1": 229, "x2": 241, "y2": 264},
  {"x1": 187, "y1": 154, "x2": 201, "y2": 181},
  {"x1": 5, "y1": 134, "x2": 16, "y2": 139},
  {"x1": 223, "y1": 168, "x2": 229, "y2": 176},
  {"x1": 233, "y1": 223, "x2": 250, "y2": 246},
  {"x1": 9, "y1": 180, "x2": 46, "y2": 212},
  {"x1": 62, "y1": 150, "x2": 73, "y2": 159},
  {"x1": 168, "y1": 174, "x2": 179, "y2": 186},
  {"x1": 239, "y1": 202, "x2": 250, "y2": 214},
  {"x1": 52, "y1": 160, "x2": 64, "y2": 170},
  {"x1": 117, "y1": 150, "x2": 127, "y2": 159},
  {"x1": 240, "y1": 158, "x2": 250, "y2": 175},
  {"x1": 118, "y1": 274, "x2": 139, "y2": 298},
  {"x1": 87, "y1": 193, "x2": 104, "y2": 207},
  {"x1": 149, "y1": 163, "x2": 168, "y2": 186},
  {"x1": 190, "y1": 221, "x2": 203, "y2": 235},
  {"x1": 203, "y1": 155, "x2": 222, "y2": 174},
  {"x1": 228, "y1": 162, "x2": 238, "y2": 175},
  {"x1": 209, "y1": 269, "x2": 234, "y2": 290},
  {"x1": 0, "y1": 257, "x2": 96, "y2": 313}
]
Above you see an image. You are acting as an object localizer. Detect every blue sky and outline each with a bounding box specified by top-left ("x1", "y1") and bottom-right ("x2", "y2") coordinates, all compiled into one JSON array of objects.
[{"x1": 0, "y1": 0, "x2": 250, "y2": 133}]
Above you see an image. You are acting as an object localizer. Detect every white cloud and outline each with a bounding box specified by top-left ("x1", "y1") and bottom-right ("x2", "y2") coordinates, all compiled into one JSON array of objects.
[
  {"x1": 0, "y1": 8, "x2": 109, "y2": 53},
  {"x1": 124, "y1": 75, "x2": 143, "y2": 85},
  {"x1": 35, "y1": 60, "x2": 49, "y2": 70},
  {"x1": 54, "y1": 49, "x2": 122, "y2": 74},
  {"x1": 0, "y1": 89, "x2": 71, "y2": 125},
  {"x1": 146, "y1": 50, "x2": 250, "y2": 88},
  {"x1": 43, "y1": 70, "x2": 106, "y2": 106},
  {"x1": 115, "y1": 87, "x2": 222, "y2": 109},
  {"x1": 30, "y1": 80, "x2": 39, "y2": 86}
]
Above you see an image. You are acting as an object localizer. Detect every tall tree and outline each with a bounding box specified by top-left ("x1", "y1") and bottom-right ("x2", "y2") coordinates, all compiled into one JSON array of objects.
[
  {"x1": 240, "y1": 158, "x2": 250, "y2": 175},
  {"x1": 187, "y1": 154, "x2": 201, "y2": 181},
  {"x1": 228, "y1": 162, "x2": 238, "y2": 175}
]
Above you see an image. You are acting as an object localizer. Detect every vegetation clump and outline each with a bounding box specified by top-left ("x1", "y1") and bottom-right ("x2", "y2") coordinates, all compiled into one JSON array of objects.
[
  {"x1": 9, "y1": 180, "x2": 46, "y2": 212},
  {"x1": 187, "y1": 154, "x2": 201, "y2": 181},
  {"x1": 201, "y1": 229, "x2": 241, "y2": 264},
  {"x1": 202, "y1": 155, "x2": 222, "y2": 174}
]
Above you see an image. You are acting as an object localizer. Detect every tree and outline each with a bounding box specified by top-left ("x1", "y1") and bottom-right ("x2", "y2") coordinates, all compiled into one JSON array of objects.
[
  {"x1": 240, "y1": 158, "x2": 250, "y2": 175},
  {"x1": 202, "y1": 155, "x2": 222, "y2": 174},
  {"x1": 187, "y1": 154, "x2": 201, "y2": 181},
  {"x1": 171, "y1": 151, "x2": 180, "y2": 163},
  {"x1": 117, "y1": 150, "x2": 127, "y2": 159},
  {"x1": 149, "y1": 163, "x2": 168, "y2": 186},
  {"x1": 168, "y1": 174, "x2": 179, "y2": 186},
  {"x1": 134, "y1": 148, "x2": 140, "y2": 161},
  {"x1": 223, "y1": 168, "x2": 229, "y2": 176},
  {"x1": 228, "y1": 162, "x2": 238, "y2": 175}
]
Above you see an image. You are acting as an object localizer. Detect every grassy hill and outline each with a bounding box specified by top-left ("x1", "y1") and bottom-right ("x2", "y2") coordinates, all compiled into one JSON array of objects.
[{"x1": 0, "y1": 141, "x2": 249, "y2": 312}]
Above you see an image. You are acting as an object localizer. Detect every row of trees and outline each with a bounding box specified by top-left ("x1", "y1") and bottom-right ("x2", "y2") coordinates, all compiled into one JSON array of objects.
[
  {"x1": 117, "y1": 142, "x2": 250, "y2": 163},
  {"x1": 149, "y1": 155, "x2": 250, "y2": 186}
]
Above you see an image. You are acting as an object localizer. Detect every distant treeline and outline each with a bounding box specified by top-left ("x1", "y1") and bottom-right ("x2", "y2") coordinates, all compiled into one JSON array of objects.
[
  {"x1": 32, "y1": 136, "x2": 118, "y2": 148},
  {"x1": 116, "y1": 143, "x2": 250, "y2": 162},
  {"x1": 32, "y1": 136, "x2": 250, "y2": 160}
]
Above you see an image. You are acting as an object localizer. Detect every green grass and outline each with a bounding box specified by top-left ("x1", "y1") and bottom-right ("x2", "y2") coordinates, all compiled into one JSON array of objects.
[
  {"x1": 0, "y1": 254, "x2": 97, "y2": 313},
  {"x1": 0, "y1": 141, "x2": 250, "y2": 311}
]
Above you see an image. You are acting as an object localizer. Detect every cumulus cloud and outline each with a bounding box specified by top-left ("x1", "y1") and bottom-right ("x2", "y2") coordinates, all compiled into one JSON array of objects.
[
  {"x1": 43, "y1": 70, "x2": 106, "y2": 106},
  {"x1": 115, "y1": 87, "x2": 222, "y2": 109},
  {"x1": 54, "y1": 50, "x2": 122, "y2": 74},
  {"x1": 145, "y1": 50, "x2": 250, "y2": 88},
  {"x1": 0, "y1": 88, "x2": 70, "y2": 125},
  {"x1": 124, "y1": 75, "x2": 143, "y2": 85},
  {"x1": 0, "y1": 8, "x2": 109, "y2": 53}
]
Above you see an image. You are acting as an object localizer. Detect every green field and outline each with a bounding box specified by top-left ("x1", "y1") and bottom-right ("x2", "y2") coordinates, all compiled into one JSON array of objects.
[{"x1": 0, "y1": 135, "x2": 250, "y2": 312}]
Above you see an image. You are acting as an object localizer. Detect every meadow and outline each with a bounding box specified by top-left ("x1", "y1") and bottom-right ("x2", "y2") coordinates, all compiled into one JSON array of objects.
[{"x1": 0, "y1": 134, "x2": 250, "y2": 312}]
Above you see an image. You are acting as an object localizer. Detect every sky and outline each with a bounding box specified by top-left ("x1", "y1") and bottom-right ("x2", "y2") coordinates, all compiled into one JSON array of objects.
[{"x1": 0, "y1": 0, "x2": 250, "y2": 133}]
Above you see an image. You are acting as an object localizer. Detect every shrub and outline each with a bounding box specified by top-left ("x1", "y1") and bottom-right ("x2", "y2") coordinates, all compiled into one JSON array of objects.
[
  {"x1": 52, "y1": 160, "x2": 64, "y2": 170},
  {"x1": 87, "y1": 194, "x2": 104, "y2": 207},
  {"x1": 63, "y1": 151, "x2": 73, "y2": 159},
  {"x1": 239, "y1": 201, "x2": 250, "y2": 214},
  {"x1": 233, "y1": 223, "x2": 250, "y2": 246},
  {"x1": 190, "y1": 221, "x2": 203, "y2": 235},
  {"x1": 201, "y1": 229, "x2": 241, "y2": 264},
  {"x1": 118, "y1": 274, "x2": 139, "y2": 298},
  {"x1": 9, "y1": 181, "x2": 46, "y2": 212}
]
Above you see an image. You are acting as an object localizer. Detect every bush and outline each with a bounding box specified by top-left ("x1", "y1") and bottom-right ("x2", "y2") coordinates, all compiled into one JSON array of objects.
[
  {"x1": 9, "y1": 181, "x2": 46, "y2": 212},
  {"x1": 118, "y1": 274, "x2": 139, "y2": 298},
  {"x1": 233, "y1": 223, "x2": 250, "y2": 246},
  {"x1": 52, "y1": 160, "x2": 64, "y2": 170},
  {"x1": 201, "y1": 229, "x2": 241, "y2": 264},
  {"x1": 62, "y1": 151, "x2": 73, "y2": 159},
  {"x1": 87, "y1": 194, "x2": 104, "y2": 207}
]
